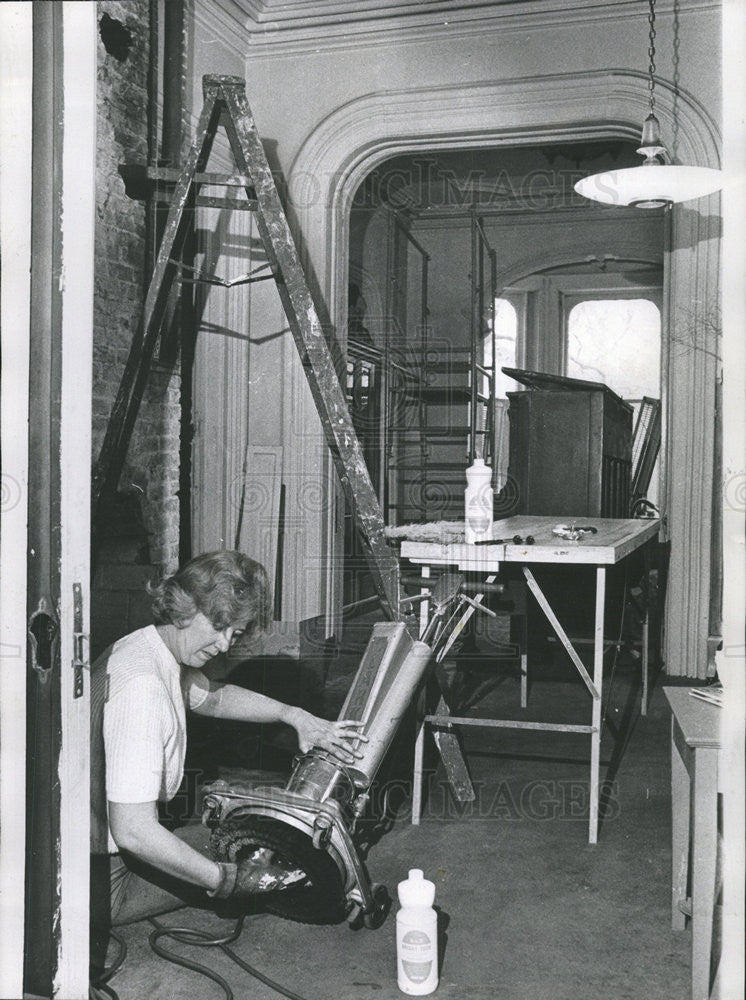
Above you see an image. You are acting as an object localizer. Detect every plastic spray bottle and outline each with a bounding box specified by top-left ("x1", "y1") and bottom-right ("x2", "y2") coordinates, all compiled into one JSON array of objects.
[
  {"x1": 396, "y1": 868, "x2": 438, "y2": 995},
  {"x1": 464, "y1": 457, "x2": 493, "y2": 544}
]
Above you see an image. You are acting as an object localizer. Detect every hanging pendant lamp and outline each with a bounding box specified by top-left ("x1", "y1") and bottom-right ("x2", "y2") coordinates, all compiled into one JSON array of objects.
[{"x1": 574, "y1": 0, "x2": 723, "y2": 209}]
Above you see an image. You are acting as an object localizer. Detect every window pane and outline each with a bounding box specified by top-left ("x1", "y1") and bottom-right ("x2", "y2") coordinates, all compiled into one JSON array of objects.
[
  {"x1": 567, "y1": 297, "x2": 661, "y2": 507},
  {"x1": 483, "y1": 298, "x2": 519, "y2": 397},
  {"x1": 566, "y1": 298, "x2": 660, "y2": 402}
]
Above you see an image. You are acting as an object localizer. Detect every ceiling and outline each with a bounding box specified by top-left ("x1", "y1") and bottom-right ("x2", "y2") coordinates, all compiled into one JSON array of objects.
[
  {"x1": 230, "y1": 0, "x2": 655, "y2": 40},
  {"x1": 353, "y1": 141, "x2": 647, "y2": 218}
]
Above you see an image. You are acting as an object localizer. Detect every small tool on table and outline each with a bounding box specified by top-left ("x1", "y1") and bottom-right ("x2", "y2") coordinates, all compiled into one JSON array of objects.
[
  {"x1": 551, "y1": 523, "x2": 597, "y2": 541},
  {"x1": 475, "y1": 534, "x2": 535, "y2": 546}
]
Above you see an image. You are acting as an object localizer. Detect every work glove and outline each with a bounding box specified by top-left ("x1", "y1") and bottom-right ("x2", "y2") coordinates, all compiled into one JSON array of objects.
[{"x1": 208, "y1": 859, "x2": 306, "y2": 900}]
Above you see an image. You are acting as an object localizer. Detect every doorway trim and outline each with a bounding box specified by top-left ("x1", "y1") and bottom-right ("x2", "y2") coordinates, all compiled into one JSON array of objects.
[
  {"x1": 287, "y1": 68, "x2": 721, "y2": 676},
  {"x1": 55, "y1": 5, "x2": 97, "y2": 994},
  {"x1": 0, "y1": 4, "x2": 97, "y2": 996},
  {"x1": 0, "y1": 7, "x2": 33, "y2": 997}
]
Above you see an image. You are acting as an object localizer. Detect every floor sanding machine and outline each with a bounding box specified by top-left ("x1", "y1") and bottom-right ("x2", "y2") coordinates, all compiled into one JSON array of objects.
[{"x1": 201, "y1": 573, "x2": 499, "y2": 928}]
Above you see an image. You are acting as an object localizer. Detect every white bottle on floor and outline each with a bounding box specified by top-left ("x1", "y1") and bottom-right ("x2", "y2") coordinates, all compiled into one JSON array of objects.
[
  {"x1": 464, "y1": 457, "x2": 493, "y2": 544},
  {"x1": 396, "y1": 868, "x2": 438, "y2": 995}
]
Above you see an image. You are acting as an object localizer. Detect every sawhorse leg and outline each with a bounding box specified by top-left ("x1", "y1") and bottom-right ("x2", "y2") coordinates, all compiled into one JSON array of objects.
[
  {"x1": 412, "y1": 564, "x2": 488, "y2": 824},
  {"x1": 412, "y1": 566, "x2": 430, "y2": 826},
  {"x1": 641, "y1": 541, "x2": 651, "y2": 716},
  {"x1": 412, "y1": 692, "x2": 475, "y2": 825},
  {"x1": 513, "y1": 578, "x2": 528, "y2": 708},
  {"x1": 520, "y1": 615, "x2": 528, "y2": 709},
  {"x1": 522, "y1": 566, "x2": 603, "y2": 844},
  {"x1": 412, "y1": 705, "x2": 426, "y2": 826},
  {"x1": 589, "y1": 566, "x2": 605, "y2": 845}
]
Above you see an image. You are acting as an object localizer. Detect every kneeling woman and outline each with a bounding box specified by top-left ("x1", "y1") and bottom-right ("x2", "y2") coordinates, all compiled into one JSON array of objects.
[{"x1": 90, "y1": 549, "x2": 365, "y2": 930}]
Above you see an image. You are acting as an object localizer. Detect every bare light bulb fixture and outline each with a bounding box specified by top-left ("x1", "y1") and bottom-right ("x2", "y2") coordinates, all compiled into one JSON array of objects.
[{"x1": 574, "y1": 0, "x2": 722, "y2": 209}]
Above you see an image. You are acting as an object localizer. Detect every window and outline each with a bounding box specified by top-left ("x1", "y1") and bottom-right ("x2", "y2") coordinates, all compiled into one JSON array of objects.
[
  {"x1": 483, "y1": 298, "x2": 519, "y2": 397},
  {"x1": 566, "y1": 298, "x2": 660, "y2": 404},
  {"x1": 567, "y1": 296, "x2": 661, "y2": 504}
]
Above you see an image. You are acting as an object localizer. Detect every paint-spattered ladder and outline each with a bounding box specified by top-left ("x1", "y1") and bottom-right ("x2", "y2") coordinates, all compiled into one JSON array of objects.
[{"x1": 93, "y1": 75, "x2": 400, "y2": 618}]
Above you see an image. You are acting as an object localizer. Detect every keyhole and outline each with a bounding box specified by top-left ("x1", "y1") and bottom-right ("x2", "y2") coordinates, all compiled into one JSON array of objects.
[{"x1": 29, "y1": 610, "x2": 59, "y2": 675}]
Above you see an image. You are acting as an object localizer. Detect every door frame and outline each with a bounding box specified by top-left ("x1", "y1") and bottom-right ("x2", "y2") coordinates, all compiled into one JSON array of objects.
[
  {"x1": 0, "y1": 4, "x2": 96, "y2": 997},
  {"x1": 0, "y1": 6, "x2": 34, "y2": 997},
  {"x1": 55, "y1": 5, "x2": 97, "y2": 995}
]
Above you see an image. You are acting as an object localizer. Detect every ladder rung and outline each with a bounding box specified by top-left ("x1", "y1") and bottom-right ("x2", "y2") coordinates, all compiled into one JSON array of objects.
[
  {"x1": 393, "y1": 467, "x2": 464, "y2": 477},
  {"x1": 418, "y1": 388, "x2": 472, "y2": 402},
  {"x1": 393, "y1": 463, "x2": 466, "y2": 472},
  {"x1": 194, "y1": 195, "x2": 258, "y2": 211},
  {"x1": 395, "y1": 481, "x2": 463, "y2": 490},
  {"x1": 151, "y1": 194, "x2": 258, "y2": 211},
  {"x1": 394, "y1": 388, "x2": 429, "y2": 400},
  {"x1": 95, "y1": 75, "x2": 401, "y2": 619},
  {"x1": 423, "y1": 362, "x2": 471, "y2": 373},
  {"x1": 415, "y1": 467, "x2": 465, "y2": 476},
  {"x1": 387, "y1": 426, "x2": 432, "y2": 434},
  {"x1": 147, "y1": 166, "x2": 255, "y2": 188}
]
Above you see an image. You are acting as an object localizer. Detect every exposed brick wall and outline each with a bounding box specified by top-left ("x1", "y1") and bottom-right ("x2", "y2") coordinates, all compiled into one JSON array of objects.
[
  {"x1": 93, "y1": 0, "x2": 181, "y2": 575},
  {"x1": 93, "y1": 1, "x2": 181, "y2": 651}
]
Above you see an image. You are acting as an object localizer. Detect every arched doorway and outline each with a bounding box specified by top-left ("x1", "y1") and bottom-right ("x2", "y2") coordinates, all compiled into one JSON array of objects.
[{"x1": 287, "y1": 70, "x2": 721, "y2": 677}]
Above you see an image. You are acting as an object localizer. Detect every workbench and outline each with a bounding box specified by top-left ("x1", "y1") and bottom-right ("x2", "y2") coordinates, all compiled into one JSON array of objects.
[
  {"x1": 664, "y1": 687, "x2": 723, "y2": 1000},
  {"x1": 400, "y1": 515, "x2": 660, "y2": 844}
]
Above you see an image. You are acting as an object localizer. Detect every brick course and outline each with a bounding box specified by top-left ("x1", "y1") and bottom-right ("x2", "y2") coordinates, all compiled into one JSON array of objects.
[{"x1": 93, "y1": 1, "x2": 182, "y2": 647}]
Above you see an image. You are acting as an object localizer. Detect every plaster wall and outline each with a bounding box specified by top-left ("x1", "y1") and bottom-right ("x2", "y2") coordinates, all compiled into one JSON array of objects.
[
  {"x1": 188, "y1": 2, "x2": 332, "y2": 620},
  {"x1": 237, "y1": 5, "x2": 720, "y2": 180},
  {"x1": 407, "y1": 210, "x2": 665, "y2": 352},
  {"x1": 185, "y1": 0, "x2": 721, "y2": 672}
]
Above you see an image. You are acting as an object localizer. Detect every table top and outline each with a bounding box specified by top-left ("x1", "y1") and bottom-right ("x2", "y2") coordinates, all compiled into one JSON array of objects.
[
  {"x1": 399, "y1": 516, "x2": 660, "y2": 570},
  {"x1": 664, "y1": 687, "x2": 723, "y2": 749}
]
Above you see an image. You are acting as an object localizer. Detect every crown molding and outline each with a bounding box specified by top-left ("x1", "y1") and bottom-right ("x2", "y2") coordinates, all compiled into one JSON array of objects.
[
  {"x1": 224, "y1": 0, "x2": 718, "y2": 55},
  {"x1": 289, "y1": 69, "x2": 721, "y2": 217},
  {"x1": 410, "y1": 204, "x2": 662, "y2": 228},
  {"x1": 196, "y1": 0, "x2": 253, "y2": 52}
]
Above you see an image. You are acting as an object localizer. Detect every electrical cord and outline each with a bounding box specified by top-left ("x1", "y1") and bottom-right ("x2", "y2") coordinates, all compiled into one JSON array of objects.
[
  {"x1": 147, "y1": 914, "x2": 313, "y2": 1000},
  {"x1": 600, "y1": 563, "x2": 630, "y2": 739},
  {"x1": 89, "y1": 983, "x2": 119, "y2": 1000},
  {"x1": 89, "y1": 928, "x2": 127, "y2": 1000}
]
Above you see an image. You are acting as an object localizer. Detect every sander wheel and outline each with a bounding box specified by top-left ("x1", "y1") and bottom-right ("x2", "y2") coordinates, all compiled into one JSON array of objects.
[{"x1": 211, "y1": 814, "x2": 348, "y2": 924}]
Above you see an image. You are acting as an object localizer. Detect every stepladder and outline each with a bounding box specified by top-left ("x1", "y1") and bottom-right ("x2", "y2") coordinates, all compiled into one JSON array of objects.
[{"x1": 93, "y1": 75, "x2": 399, "y2": 617}]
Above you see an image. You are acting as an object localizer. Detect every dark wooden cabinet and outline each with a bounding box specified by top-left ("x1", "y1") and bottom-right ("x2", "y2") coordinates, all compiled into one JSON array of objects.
[{"x1": 504, "y1": 369, "x2": 633, "y2": 518}]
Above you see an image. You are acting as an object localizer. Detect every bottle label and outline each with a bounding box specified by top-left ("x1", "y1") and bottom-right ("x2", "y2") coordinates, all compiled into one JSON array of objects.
[
  {"x1": 467, "y1": 496, "x2": 491, "y2": 530},
  {"x1": 400, "y1": 929, "x2": 433, "y2": 984}
]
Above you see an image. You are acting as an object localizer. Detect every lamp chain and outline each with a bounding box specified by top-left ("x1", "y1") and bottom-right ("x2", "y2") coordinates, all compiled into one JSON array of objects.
[{"x1": 647, "y1": 0, "x2": 657, "y2": 115}]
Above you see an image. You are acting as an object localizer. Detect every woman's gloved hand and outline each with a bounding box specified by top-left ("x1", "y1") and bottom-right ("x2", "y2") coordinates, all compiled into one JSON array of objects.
[{"x1": 208, "y1": 859, "x2": 306, "y2": 899}]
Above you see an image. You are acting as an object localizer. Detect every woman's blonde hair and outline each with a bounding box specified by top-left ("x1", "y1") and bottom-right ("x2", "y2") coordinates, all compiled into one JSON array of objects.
[{"x1": 148, "y1": 550, "x2": 270, "y2": 634}]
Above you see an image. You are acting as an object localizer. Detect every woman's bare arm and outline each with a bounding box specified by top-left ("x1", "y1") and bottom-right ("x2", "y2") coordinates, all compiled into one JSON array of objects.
[
  {"x1": 108, "y1": 800, "x2": 221, "y2": 890},
  {"x1": 191, "y1": 683, "x2": 366, "y2": 763}
]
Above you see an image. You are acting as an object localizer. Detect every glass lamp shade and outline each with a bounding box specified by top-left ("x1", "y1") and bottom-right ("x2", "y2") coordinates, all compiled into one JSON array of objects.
[{"x1": 574, "y1": 163, "x2": 723, "y2": 209}]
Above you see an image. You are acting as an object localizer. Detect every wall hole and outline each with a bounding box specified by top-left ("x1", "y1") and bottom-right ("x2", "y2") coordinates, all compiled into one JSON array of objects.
[{"x1": 99, "y1": 13, "x2": 133, "y2": 62}]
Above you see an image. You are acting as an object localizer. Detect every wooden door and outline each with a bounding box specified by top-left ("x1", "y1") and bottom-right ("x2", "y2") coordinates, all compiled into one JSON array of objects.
[{"x1": 0, "y1": 4, "x2": 96, "y2": 997}]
